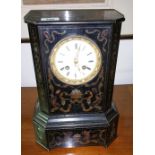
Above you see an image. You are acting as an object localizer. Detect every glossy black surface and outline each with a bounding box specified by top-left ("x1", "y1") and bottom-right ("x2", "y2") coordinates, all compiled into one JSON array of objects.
[
  {"x1": 38, "y1": 24, "x2": 112, "y2": 114},
  {"x1": 24, "y1": 9, "x2": 125, "y2": 150},
  {"x1": 24, "y1": 9, "x2": 125, "y2": 24},
  {"x1": 27, "y1": 21, "x2": 122, "y2": 115}
]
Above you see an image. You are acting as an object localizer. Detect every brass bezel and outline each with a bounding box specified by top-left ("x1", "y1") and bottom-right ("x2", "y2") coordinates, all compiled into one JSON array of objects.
[{"x1": 49, "y1": 35, "x2": 102, "y2": 85}]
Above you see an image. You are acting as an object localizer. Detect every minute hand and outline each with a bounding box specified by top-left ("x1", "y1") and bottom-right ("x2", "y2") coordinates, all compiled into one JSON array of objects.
[
  {"x1": 75, "y1": 45, "x2": 80, "y2": 59},
  {"x1": 74, "y1": 45, "x2": 80, "y2": 66}
]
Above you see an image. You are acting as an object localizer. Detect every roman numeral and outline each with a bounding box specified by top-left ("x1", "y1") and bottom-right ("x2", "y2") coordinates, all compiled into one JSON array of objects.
[
  {"x1": 86, "y1": 67, "x2": 91, "y2": 70},
  {"x1": 88, "y1": 60, "x2": 94, "y2": 63},
  {"x1": 60, "y1": 53, "x2": 65, "y2": 56},
  {"x1": 66, "y1": 72, "x2": 70, "y2": 76},
  {"x1": 66, "y1": 46, "x2": 70, "y2": 51},
  {"x1": 58, "y1": 61, "x2": 63, "y2": 63},
  {"x1": 75, "y1": 43, "x2": 81, "y2": 51},
  {"x1": 87, "y1": 52, "x2": 92, "y2": 56},
  {"x1": 60, "y1": 67, "x2": 64, "y2": 71}
]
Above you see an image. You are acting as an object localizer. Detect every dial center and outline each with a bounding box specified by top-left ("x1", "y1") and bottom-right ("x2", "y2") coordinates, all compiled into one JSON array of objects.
[
  {"x1": 74, "y1": 58, "x2": 79, "y2": 64},
  {"x1": 50, "y1": 35, "x2": 102, "y2": 85}
]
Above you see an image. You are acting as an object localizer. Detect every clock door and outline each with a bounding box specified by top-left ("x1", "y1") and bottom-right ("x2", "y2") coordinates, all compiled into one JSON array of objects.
[{"x1": 38, "y1": 24, "x2": 112, "y2": 114}]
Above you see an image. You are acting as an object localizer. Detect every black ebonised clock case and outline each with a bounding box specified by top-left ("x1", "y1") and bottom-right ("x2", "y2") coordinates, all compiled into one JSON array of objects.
[{"x1": 24, "y1": 9, "x2": 125, "y2": 150}]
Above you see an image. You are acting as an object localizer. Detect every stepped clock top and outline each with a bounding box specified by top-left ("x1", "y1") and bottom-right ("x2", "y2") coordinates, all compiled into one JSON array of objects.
[{"x1": 24, "y1": 9, "x2": 125, "y2": 24}]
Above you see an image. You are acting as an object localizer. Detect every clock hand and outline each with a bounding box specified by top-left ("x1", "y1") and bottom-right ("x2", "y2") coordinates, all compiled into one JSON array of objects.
[
  {"x1": 74, "y1": 45, "x2": 84, "y2": 74},
  {"x1": 74, "y1": 60, "x2": 85, "y2": 76},
  {"x1": 75, "y1": 44, "x2": 81, "y2": 60},
  {"x1": 77, "y1": 64, "x2": 85, "y2": 75},
  {"x1": 73, "y1": 57, "x2": 82, "y2": 74}
]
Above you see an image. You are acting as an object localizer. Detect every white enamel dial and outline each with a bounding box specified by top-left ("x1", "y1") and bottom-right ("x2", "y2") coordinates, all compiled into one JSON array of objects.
[{"x1": 49, "y1": 35, "x2": 102, "y2": 85}]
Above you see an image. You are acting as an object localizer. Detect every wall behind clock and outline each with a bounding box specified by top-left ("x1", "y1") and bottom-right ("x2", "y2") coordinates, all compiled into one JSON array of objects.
[
  {"x1": 21, "y1": 0, "x2": 133, "y2": 37},
  {"x1": 21, "y1": 0, "x2": 133, "y2": 87}
]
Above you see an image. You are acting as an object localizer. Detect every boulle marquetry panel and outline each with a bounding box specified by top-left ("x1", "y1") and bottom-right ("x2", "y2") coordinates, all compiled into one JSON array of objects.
[
  {"x1": 33, "y1": 101, "x2": 119, "y2": 149},
  {"x1": 38, "y1": 25, "x2": 112, "y2": 114},
  {"x1": 24, "y1": 9, "x2": 125, "y2": 150},
  {"x1": 48, "y1": 128, "x2": 107, "y2": 148}
]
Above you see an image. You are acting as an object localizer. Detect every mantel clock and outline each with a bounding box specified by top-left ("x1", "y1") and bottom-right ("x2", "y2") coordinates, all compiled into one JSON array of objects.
[{"x1": 24, "y1": 9, "x2": 125, "y2": 150}]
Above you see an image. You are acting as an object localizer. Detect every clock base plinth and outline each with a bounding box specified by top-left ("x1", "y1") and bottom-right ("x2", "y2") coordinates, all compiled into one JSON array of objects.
[{"x1": 33, "y1": 101, "x2": 119, "y2": 150}]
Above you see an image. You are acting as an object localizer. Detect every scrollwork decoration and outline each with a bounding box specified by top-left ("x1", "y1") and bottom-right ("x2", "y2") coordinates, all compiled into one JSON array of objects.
[
  {"x1": 106, "y1": 23, "x2": 121, "y2": 109},
  {"x1": 48, "y1": 66, "x2": 104, "y2": 113},
  {"x1": 44, "y1": 30, "x2": 66, "y2": 54},
  {"x1": 29, "y1": 25, "x2": 48, "y2": 112},
  {"x1": 45, "y1": 28, "x2": 109, "y2": 113},
  {"x1": 85, "y1": 29, "x2": 109, "y2": 52},
  {"x1": 48, "y1": 129, "x2": 106, "y2": 147}
]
